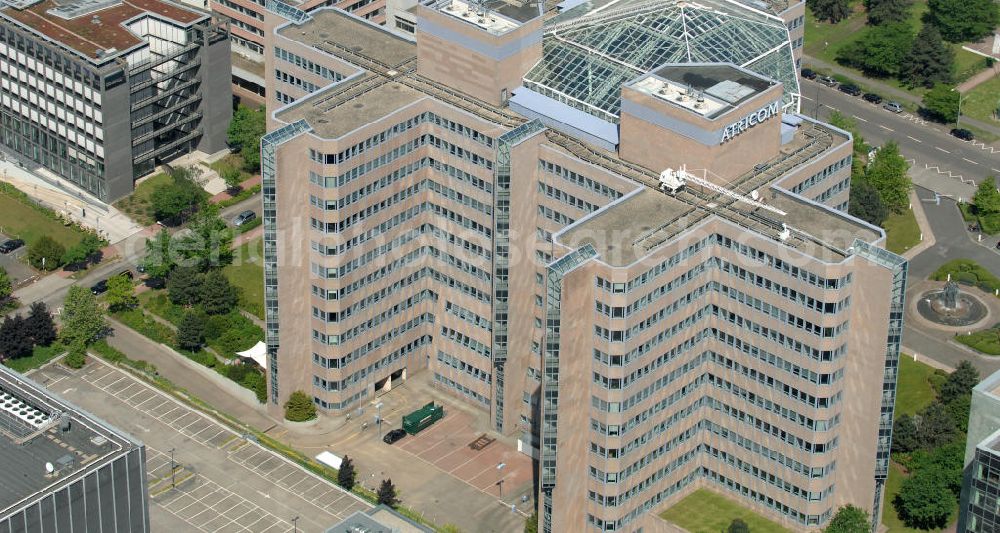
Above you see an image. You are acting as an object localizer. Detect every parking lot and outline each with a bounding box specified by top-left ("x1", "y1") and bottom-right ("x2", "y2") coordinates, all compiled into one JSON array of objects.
[
  {"x1": 0, "y1": 233, "x2": 36, "y2": 287},
  {"x1": 30, "y1": 360, "x2": 371, "y2": 532}
]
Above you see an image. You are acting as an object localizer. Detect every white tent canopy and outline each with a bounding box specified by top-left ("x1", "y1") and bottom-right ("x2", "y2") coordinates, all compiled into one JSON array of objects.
[{"x1": 236, "y1": 341, "x2": 267, "y2": 369}]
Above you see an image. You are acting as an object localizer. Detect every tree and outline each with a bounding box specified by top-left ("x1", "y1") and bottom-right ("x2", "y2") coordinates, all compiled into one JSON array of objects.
[
  {"x1": 894, "y1": 467, "x2": 956, "y2": 529},
  {"x1": 376, "y1": 478, "x2": 399, "y2": 508},
  {"x1": 836, "y1": 23, "x2": 914, "y2": 78},
  {"x1": 849, "y1": 179, "x2": 889, "y2": 226},
  {"x1": 0, "y1": 267, "x2": 12, "y2": 302},
  {"x1": 892, "y1": 413, "x2": 921, "y2": 452},
  {"x1": 900, "y1": 24, "x2": 954, "y2": 88},
  {"x1": 63, "y1": 341, "x2": 87, "y2": 369},
  {"x1": 151, "y1": 168, "x2": 204, "y2": 223},
  {"x1": 825, "y1": 505, "x2": 870, "y2": 533},
  {"x1": 200, "y1": 270, "x2": 238, "y2": 315},
  {"x1": 60, "y1": 286, "x2": 106, "y2": 346},
  {"x1": 24, "y1": 302, "x2": 56, "y2": 347},
  {"x1": 167, "y1": 266, "x2": 203, "y2": 306},
  {"x1": 866, "y1": 0, "x2": 912, "y2": 25},
  {"x1": 337, "y1": 455, "x2": 357, "y2": 490},
  {"x1": 0, "y1": 315, "x2": 32, "y2": 359},
  {"x1": 917, "y1": 402, "x2": 958, "y2": 449},
  {"x1": 61, "y1": 233, "x2": 104, "y2": 268},
  {"x1": 227, "y1": 105, "x2": 266, "y2": 172},
  {"x1": 524, "y1": 511, "x2": 538, "y2": 533},
  {"x1": 177, "y1": 311, "x2": 206, "y2": 351},
  {"x1": 222, "y1": 167, "x2": 244, "y2": 192},
  {"x1": 925, "y1": 0, "x2": 999, "y2": 43},
  {"x1": 974, "y1": 177, "x2": 1000, "y2": 215},
  {"x1": 176, "y1": 208, "x2": 233, "y2": 270},
  {"x1": 939, "y1": 360, "x2": 980, "y2": 404},
  {"x1": 921, "y1": 84, "x2": 960, "y2": 123},
  {"x1": 946, "y1": 393, "x2": 971, "y2": 433},
  {"x1": 865, "y1": 141, "x2": 911, "y2": 213},
  {"x1": 105, "y1": 274, "x2": 137, "y2": 312},
  {"x1": 727, "y1": 518, "x2": 750, "y2": 533},
  {"x1": 28, "y1": 236, "x2": 65, "y2": 271},
  {"x1": 809, "y1": 0, "x2": 850, "y2": 23},
  {"x1": 283, "y1": 390, "x2": 317, "y2": 421},
  {"x1": 142, "y1": 229, "x2": 176, "y2": 280},
  {"x1": 827, "y1": 111, "x2": 868, "y2": 179}
]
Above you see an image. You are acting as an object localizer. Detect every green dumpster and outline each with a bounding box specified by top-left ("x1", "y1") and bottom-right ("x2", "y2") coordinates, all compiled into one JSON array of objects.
[{"x1": 402, "y1": 401, "x2": 444, "y2": 435}]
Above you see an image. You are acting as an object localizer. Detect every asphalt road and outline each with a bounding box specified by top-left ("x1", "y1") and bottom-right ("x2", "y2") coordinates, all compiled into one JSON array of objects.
[{"x1": 800, "y1": 79, "x2": 1000, "y2": 198}]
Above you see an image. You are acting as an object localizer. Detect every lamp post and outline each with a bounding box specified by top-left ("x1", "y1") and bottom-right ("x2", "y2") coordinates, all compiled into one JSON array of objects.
[
  {"x1": 952, "y1": 88, "x2": 969, "y2": 126},
  {"x1": 291, "y1": 516, "x2": 299, "y2": 533},
  {"x1": 168, "y1": 448, "x2": 176, "y2": 489}
]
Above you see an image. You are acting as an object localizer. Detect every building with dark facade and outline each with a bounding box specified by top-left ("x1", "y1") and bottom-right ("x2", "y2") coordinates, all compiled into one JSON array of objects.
[
  {"x1": 0, "y1": 365, "x2": 150, "y2": 533},
  {"x1": 959, "y1": 368, "x2": 1000, "y2": 533},
  {"x1": 0, "y1": 0, "x2": 231, "y2": 201},
  {"x1": 261, "y1": 1, "x2": 905, "y2": 530}
]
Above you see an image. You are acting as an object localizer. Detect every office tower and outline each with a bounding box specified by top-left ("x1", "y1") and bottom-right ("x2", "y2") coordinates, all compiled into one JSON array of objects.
[
  {"x1": 958, "y1": 368, "x2": 1000, "y2": 533},
  {"x1": 261, "y1": 1, "x2": 906, "y2": 530},
  {"x1": 0, "y1": 365, "x2": 150, "y2": 532},
  {"x1": 0, "y1": 0, "x2": 230, "y2": 201}
]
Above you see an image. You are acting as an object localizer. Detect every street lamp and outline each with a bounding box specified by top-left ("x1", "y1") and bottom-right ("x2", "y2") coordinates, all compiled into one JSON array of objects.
[
  {"x1": 168, "y1": 448, "x2": 176, "y2": 489},
  {"x1": 952, "y1": 88, "x2": 969, "y2": 126},
  {"x1": 291, "y1": 516, "x2": 299, "y2": 533}
]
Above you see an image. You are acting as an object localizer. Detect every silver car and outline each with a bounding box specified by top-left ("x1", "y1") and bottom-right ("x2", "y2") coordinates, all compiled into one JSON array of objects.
[{"x1": 883, "y1": 101, "x2": 902, "y2": 113}]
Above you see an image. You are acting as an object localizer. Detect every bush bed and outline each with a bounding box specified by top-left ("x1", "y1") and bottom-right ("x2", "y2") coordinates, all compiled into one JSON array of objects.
[
  {"x1": 931, "y1": 259, "x2": 1000, "y2": 294},
  {"x1": 956, "y1": 325, "x2": 1000, "y2": 355}
]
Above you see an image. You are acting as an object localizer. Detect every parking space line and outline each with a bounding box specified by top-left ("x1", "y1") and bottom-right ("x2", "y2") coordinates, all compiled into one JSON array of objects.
[
  {"x1": 906, "y1": 135, "x2": 922, "y2": 143},
  {"x1": 879, "y1": 125, "x2": 894, "y2": 132},
  {"x1": 963, "y1": 158, "x2": 979, "y2": 165},
  {"x1": 936, "y1": 146, "x2": 950, "y2": 154}
]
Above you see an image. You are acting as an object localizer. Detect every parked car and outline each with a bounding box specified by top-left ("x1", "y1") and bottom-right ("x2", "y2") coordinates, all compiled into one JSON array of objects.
[
  {"x1": 862, "y1": 93, "x2": 883, "y2": 104},
  {"x1": 817, "y1": 76, "x2": 838, "y2": 87},
  {"x1": 90, "y1": 279, "x2": 108, "y2": 295},
  {"x1": 838, "y1": 83, "x2": 862, "y2": 96},
  {"x1": 232, "y1": 210, "x2": 257, "y2": 227},
  {"x1": 951, "y1": 128, "x2": 974, "y2": 141},
  {"x1": 883, "y1": 101, "x2": 902, "y2": 113},
  {"x1": 383, "y1": 428, "x2": 407, "y2": 444},
  {"x1": 0, "y1": 239, "x2": 24, "y2": 254},
  {"x1": 800, "y1": 68, "x2": 817, "y2": 80}
]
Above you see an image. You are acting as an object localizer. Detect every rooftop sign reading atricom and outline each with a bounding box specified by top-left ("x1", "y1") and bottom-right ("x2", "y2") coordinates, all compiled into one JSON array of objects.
[{"x1": 720, "y1": 101, "x2": 779, "y2": 143}]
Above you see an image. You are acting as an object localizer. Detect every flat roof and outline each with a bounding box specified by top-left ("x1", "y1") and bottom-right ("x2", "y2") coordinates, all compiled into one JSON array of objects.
[
  {"x1": 278, "y1": 8, "x2": 416, "y2": 69},
  {"x1": 557, "y1": 123, "x2": 877, "y2": 266},
  {"x1": 0, "y1": 365, "x2": 137, "y2": 516},
  {"x1": 0, "y1": 0, "x2": 205, "y2": 61},
  {"x1": 276, "y1": 77, "x2": 425, "y2": 138}
]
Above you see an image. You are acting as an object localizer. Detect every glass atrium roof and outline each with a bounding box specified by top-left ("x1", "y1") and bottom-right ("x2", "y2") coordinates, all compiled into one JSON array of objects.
[{"x1": 524, "y1": 0, "x2": 800, "y2": 123}]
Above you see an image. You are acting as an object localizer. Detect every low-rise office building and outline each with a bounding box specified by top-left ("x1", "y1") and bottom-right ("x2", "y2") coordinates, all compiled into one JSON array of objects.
[
  {"x1": 959, "y1": 368, "x2": 1000, "y2": 533},
  {"x1": 261, "y1": 1, "x2": 905, "y2": 530},
  {"x1": 0, "y1": 0, "x2": 230, "y2": 201},
  {"x1": 0, "y1": 364, "x2": 150, "y2": 532}
]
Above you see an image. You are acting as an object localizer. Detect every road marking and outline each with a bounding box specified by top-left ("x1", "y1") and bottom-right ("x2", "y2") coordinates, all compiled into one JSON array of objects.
[
  {"x1": 963, "y1": 158, "x2": 979, "y2": 165},
  {"x1": 852, "y1": 115, "x2": 869, "y2": 122},
  {"x1": 879, "y1": 125, "x2": 894, "y2": 132},
  {"x1": 936, "y1": 146, "x2": 951, "y2": 154},
  {"x1": 992, "y1": 168, "x2": 1000, "y2": 173},
  {"x1": 801, "y1": 95, "x2": 813, "y2": 101},
  {"x1": 906, "y1": 135, "x2": 922, "y2": 143},
  {"x1": 62, "y1": 387, "x2": 75, "y2": 394}
]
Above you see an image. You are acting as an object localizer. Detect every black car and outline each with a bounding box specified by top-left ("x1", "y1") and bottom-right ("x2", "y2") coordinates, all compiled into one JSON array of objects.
[
  {"x1": 862, "y1": 93, "x2": 883, "y2": 104},
  {"x1": 90, "y1": 279, "x2": 108, "y2": 295},
  {"x1": 951, "y1": 128, "x2": 974, "y2": 141},
  {"x1": 800, "y1": 68, "x2": 817, "y2": 80},
  {"x1": 383, "y1": 428, "x2": 407, "y2": 444},
  {"x1": 838, "y1": 83, "x2": 862, "y2": 96},
  {"x1": 232, "y1": 210, "x2": 257, "y2": 227},
  {"x1": 0, "y1": 239, "x2": 24, "y2": 254}
]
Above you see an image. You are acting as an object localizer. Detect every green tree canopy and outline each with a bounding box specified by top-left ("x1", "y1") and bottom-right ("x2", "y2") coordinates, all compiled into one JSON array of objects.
[
  {"x1": 921, "y1": 84, "x2": 961, "y2": 123},
  {"x1": 894, "y1": 467, "x2": 956, "y2": 529},
  {"x1": 61, "y1": 233, "x2": 104, "y2": 267},
  {"x1": 105, "y1": 274, "x2": 137, "y2": 313},
  {"x1": 177, "y1": 311, "x2": 206, "y2": 351},
  {"x1": 866, "y1": 141, "x2": 911, "y2": 213},
  {"x1": 836, "y1": 23, "x2": 914, "y2": 77},
  {"x1": 283, "y1": 390, "x2": 317, "y2": 422},
  {"x1": 0, "y1": 267, "x2": 12, "y2": 302},
  {"x1": 866, "y1": 0, "x2": 912, "y2": 25},
  {"x1": 337, "y1": 455, "x2": 357, "y2": 490},
  {"x1": 900, "y1": 24, "x2": 954, "y2": 88},
  {"x1": 925, "y1": 0, "x2": 999, "y2": 42},
  {"x1": 227, "y1": 105, "x2": 266, "y2": 172},
  {"x1": 167, "y1": 266, "x2": 203, "y2": 306},
  {"x1": 142, "y1": 229, "x2": 176, "y2": 280},
  {"x1": 824, "y1": 504, "x2": 870, "y2": 533},
  {"x1": 222, "y1": 167, "x2": 244, "y2": 192},
  {"x1": 377, "y1": 478, "x2": 399, "y2": 508},
  {"x1": 200, "y1": 270, "x2": 238, "y2": 315},
  {"x1": 892, "y1": 413, "x2": 921, "y2": 452},
  {"x1": 64, "y1": 341, "x2": 87, "y2": 369},
  {"x1": 809, "y1": 0, "x2": 851, "y2": 22},
  {"x1": 939, "y1": 360, "x2": 980, "y2": 404},
  {"x1": 60, "y1": 286, "x2": 106, "y2": 346},
  {"x1": 727, "y1": 519, "x2": 749, "y2": 533},
  {"x1": 28, "y1": 236, "x2": 65, "y2": 271},
  {"x1": 849, "y1": 179, "x2": 889, "y2": 226},
  {"x1": 151, "y1": 168, "x2": 204, "y2": 223},
  {"x1": 25, "y1": 301, "x2": 56, "y2": 347},
  {"x1": 176, "y1": 208, "x2": 233, "y2": 270},
  {"x1": 974, "y1": 177, "x2": 1000, "y2": 215},
  {"x1": 917, "y1": 401, "x2": 958, "y2": 449}
]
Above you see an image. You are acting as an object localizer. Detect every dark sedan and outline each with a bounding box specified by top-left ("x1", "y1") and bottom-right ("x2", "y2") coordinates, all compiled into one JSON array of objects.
[
  {"x1": 0, "y1": 239, "x2": 24, "y2": 254},
  {"x1": 800, "y1": 68, "x2": 817, "y2": 80},
  {"x1": 862, "y1": 93, "x2": 882, "y2": 104},
  {"x1": 951, "y1": 128, "x2": 974, "y2": 141},
  {"x1": 383, "y1": 428, "x2": 407, "y2": 444},
  {"x1": 838, "y1": 83, "x2": 862, "y2": 96}
]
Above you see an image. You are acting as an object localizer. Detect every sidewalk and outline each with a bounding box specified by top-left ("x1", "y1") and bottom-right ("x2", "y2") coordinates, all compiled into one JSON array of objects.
[
  {"x1": 956, "y1": 63, "x2": 1000, "y2": 93},
  {"x1": 803, "y1": 55, "x2": 1000, "y2": 138}
]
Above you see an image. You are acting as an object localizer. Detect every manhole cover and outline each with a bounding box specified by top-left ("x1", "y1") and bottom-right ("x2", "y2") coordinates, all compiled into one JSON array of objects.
[{"x1": 353, "y1": 103, "x2": 364, "y2": 108}]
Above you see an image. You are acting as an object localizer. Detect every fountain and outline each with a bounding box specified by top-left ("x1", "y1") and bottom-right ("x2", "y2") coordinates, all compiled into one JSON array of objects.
[{"x1": 916, "y1": 279, "x2": 989, "y2": 327}]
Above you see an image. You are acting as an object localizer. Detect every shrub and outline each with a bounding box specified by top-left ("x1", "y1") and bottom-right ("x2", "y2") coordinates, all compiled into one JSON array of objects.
[
  {"x1": 931, "y1": 259, "x2": 1000, "y2": 292},
  {"x1": 64, "y1": 342, "x2": 87, "y2": 369},
  {"x1": 28, "y1": 236, "x2": 65, "y2": 270},
  {"x1": 284, "y1": 390, "x2": 317, "y2": 421}
]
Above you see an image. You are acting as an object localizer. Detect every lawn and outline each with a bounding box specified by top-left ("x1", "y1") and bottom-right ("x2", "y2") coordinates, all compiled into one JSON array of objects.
[
  {"x1": 962, "y1": 74, "x2": 1000, "y2": 125},
  {"x1": 2, "y1": 343, "x2": 66, "y2": 373},
  {"x1": 223, "y1": 237, "x2": 264, "y2": 319},
  {"x1": 895, "y1": 355, "x2": 940, "y2": 416},
  {"x1": 209, "y1": 154, "x2": 253, "y2": 183},
  {"x1": 0, "y1": 189, "x2": 86, "y2": 249},
  {"x1": 113, "y1": 172, "x2": 173, "y2": 226},
  {"x1": 658, "y1": 489, "x2": 793, "y2": 533},
  {"x1": 956, "y1": 325, "x2": 1000, "y2": 355},
  {"x1": 884, "y1": 208, "x2": 921, "y2": 254}
]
